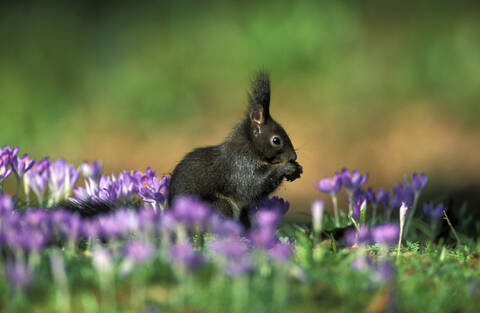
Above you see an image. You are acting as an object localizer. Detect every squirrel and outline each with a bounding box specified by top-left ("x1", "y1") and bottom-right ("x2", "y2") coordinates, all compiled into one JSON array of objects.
[
  {"x1": 168, "y1": 71, "x2": 302, "y2": 225},
  {"x1": 64, "y1": 71, "x2": 302, "y2": 227}
]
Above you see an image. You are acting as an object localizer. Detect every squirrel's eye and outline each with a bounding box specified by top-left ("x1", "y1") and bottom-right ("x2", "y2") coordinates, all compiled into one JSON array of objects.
[{"x1": 271, "y1": 136, "x2": 281, "y2": 146}]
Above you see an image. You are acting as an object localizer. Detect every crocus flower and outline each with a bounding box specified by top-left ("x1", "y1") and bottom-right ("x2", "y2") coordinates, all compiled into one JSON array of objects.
[
  {"x1": 209, "y1": 237, "x2": 249, "y2": 259},
  {"x1": 363, "y1": 187, "x2": 377, "y2": 205},
  {"x1": 397, "y1": 202, "x2": 408, "y2": 255},
  {"x1": 249, "y1": 227, "x2": 278, "y2": 249},
  {"x1": 139, "y1": 175, "x2": 170, "y2": 210},
  {"x1": 268, "y1": 242, "x2": 292, "y2": 263},
  {"x1": 406, "y1": 172, "x2": 428, "y2": 194},
  {"x1": 49, "y1": 159, "x2": 80, "y2": 204},
  {"x1": 311, "y1": 198, "x2": 324, "y2": 234},
  {"x1": 376, "y1": 188, "x2": 391, "y2": 208},
  {"x1": 391, "y1": 183, "x2": 414, "y2": 209},
  {"x1": 373, "y1": 261, "x2": 394, "y2": 283},
  {"x1": 5, "y1": 260, "x2": 33, "y2": 289},
  {"x1": 125, "y1": 239, "x2": 154, "y2": 263},
  {"x1": 0, "y1": 158, "x2": 12, "y2": 182},
  {"x1": 223, "y1": 255, "x2": 253, "y2": 276},
  {"x1": 81, "y1": 219, "x2": 100, "y2": 238},
  {"x1": 168, "y1": 242, "x2": 203, "y2": 270},
  {"x1": 254, "y1": 209, "x2": 280, "y2": 229},
  {"x1": 341, "y1": 168, "x2": 369, "y2": 195},
  {"x1": 80, "y1": 161, "x2": 102, "y2": 181},
  {"x1": 160, "y1": 211, "x2": 179, "y2": 232},
  {"x1": 314, "y1": 172, "x2": 342, "y2": 227},
  {"x1": 12, "y1": 154, "x2": 35, "y2": 177},
  {"x1": 0, "y1": 145, "x2": 19, "y2": 164},
  {"x1": 352, "y1": 197, "x2": 366, "y2": 220},
  {"x1": 314, "y1": 173, "x2": 342, "y2": 196},
  {"x1": 23, "y1": 158, "x2": 50, "y2": 204},
  {"x1": 91, "y1": 246, "x2": 114, "y2": 274},
  {"x1": 352, "y1": 256, "x2": 369, "y2": 271},
  {"x1": 171, "y1": 195, "x2": 212, "y2": 227},
  {"x1": 250, "y1": 196, "x2": 290, "y2": 215},
  {"x1": 209, "y1": 216, "x2": 244, "y2": 237},
  {"x1": 345, "y1": 225, "x2": 371, "y2": 246},
  {"x1": 371, "y1": 224, "x2": 400, "y2": 245},
  {"x1": 0, "y1": 194, "x2": 14, "y2": 213},
  {"x1": 423, "y1": 201, "x2": 445, "y2": 221}
]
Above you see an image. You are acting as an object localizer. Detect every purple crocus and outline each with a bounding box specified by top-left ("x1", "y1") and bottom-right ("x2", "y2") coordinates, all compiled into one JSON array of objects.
[
  {"x1": 91, "y1": 246, "x2": 114, "y2": 273},
  {"x1": 363, "y1": 187, "x2": 377, "y2": 205},
  {"x1": 12, "y1": 154, "x2": 35, "y2": 177},
  {"x1": 81, "y1": 219, "x2": 100, "y2": 238},
  {"x1": 224, "y1": 255, "x2": 253, "y2": 276},
  {"x1": 254, "y1": 209, "x2": 280, "y2": 229},
  {"x1": 314, "y1": 173, "x2": 342, "y2": 196},
  {"x1": 0, "y1": 145, "x2": 19, "y2": 164},
  {"x1": 249, "y1": 196, "x2": 290, "y2": 215},
  {"x1": 171, "y1": 195, "x2": 212, "y2": 227},
  {"x1": 125, "y1": 239, "x2": 154, "y2": 263},
  {"x1": 374, "y1": 261, "x2": 394, "y2": 283},
  {"x1": 0, "y1": 158, "x2": 12, "y2": 182},
  {"x1": 98, "y1": 214, "x2": 125, "y2": 238},
  {"x1": 341, "y1": 168, "x2": 369, "y2": 195},
  {"x1": 48, "y1": 159, "x2": 80, "y2": 204},
  {"x1": 352, "y1": 256, "x2": 370, "y2": 271},
  {"x1": 5, "y1": 260, "x2": 33, "y2": 289},
  {"x1": 314, "y1": 172, "x2": 342, "y2": 227},
  {"x1": 391, "y1": 183, "x2": 414, "y2": 209},
  {"x1": 209, "y1": 216, "x2": 244, "y2": 237},
  {"x1": 139, "y1": 175, "x2": 170, "y2": 210},
  {"x1": 249, "y1": 227, "x2": 278, "y2": 249},
  {"x1": 23, "y1": 158, "x2": 50, "y2": 204},
  {"x1": 406, "y1": 173, "x2": 428, "y2": 194},
  {"x1": 168, "y1": 242, "x2": 203, "y2": 270},
  {"x1": 208, "y1": 237, "x2": 252, "y2": 276},
  {"x1": 0, "y1": 194, "x2": 14, "y2": 213},
  {"x1": 351, "y1": 197, "x2": 366, "y2": 220},
  {"x1": 371, "y1": 224, "x2": 400, "y2": 245},
  {"x1": 268, "y1": 242, "x2": 292, "y2": 263},
  {"x1": 423, "y1": 201, "x2": 445, "y2": 221},
  {"x1": 311, "y1": 198, "x2": 325, "y2": 234},
  {"x1": 80, "y1": 161, "x2": 102, "y2": 181},
  {"x1": 345, "y1": 225, "x2": 371, "y2": 246},
  {"x1": 209, "y1": 237, "x2": 249, "y2": 259},
  {"x1": 376, "y1": 188, "x2": 391, "y2": 208}
]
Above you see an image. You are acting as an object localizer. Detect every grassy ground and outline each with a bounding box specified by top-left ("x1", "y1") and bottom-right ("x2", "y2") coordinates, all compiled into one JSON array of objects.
[{"x1": 1, "y1": 213, "x2": 479, "y2": 313}]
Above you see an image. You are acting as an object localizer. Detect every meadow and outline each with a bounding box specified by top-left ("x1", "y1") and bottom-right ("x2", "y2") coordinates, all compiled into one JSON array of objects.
[
  {"x1": 1, "y1": 1, "x2": 480, "y2": 312},
  {"x1": 1, "y1": 145, "x2": 479, "y2": 313}
]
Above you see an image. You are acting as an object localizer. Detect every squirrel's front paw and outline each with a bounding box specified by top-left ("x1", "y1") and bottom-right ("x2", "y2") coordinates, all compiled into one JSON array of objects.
[{"x1": 285, "y1": 161, "x2": 302, "y2": 182}]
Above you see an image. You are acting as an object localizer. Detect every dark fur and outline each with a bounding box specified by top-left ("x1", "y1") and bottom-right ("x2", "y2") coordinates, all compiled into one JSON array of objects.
[{"x1": 168, "y1": 71, "x2": 302, "y2": 219}]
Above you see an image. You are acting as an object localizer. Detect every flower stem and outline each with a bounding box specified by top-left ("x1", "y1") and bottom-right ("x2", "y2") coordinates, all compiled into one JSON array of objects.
[
  {"x1": 443, "y1": 210, "x2": 462, "y2": 247},
  {"x1": 397, "y1": 225, "x2": 404, "y2": 258},
  {"x1": 371, "y1": 204, "x2": 377, "y2": 225},
  {"x1": 404, "y1": 193, "x2": 420, "y2": 238},
  {"x1": 13, "y1": 170, "x2": 21, "y2": 206},
  {"x1": 332, "y1": 195, "x2": 340, "y2": 227},
  {"x1": 347, "y1": 193, "x2": 353, "y2": 217}
]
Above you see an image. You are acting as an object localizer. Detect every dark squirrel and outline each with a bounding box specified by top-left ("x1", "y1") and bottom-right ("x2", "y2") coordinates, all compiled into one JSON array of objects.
[
  {"x1": 168, "y1": 71, "x2": 302, "y2": 223},
  {"x1": 64, "y1": 72, "x2": 302, "y2": 225}
]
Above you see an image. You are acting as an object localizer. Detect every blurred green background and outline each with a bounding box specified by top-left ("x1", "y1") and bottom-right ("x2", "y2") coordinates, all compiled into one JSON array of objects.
[{"x1": 1, "y1": 0, "x2": 479, "y2": 220}]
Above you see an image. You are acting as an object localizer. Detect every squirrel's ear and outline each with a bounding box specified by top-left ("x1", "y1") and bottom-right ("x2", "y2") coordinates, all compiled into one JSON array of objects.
[{"x1": 248, "y1": 71, "x2": 270, "y2": 135}]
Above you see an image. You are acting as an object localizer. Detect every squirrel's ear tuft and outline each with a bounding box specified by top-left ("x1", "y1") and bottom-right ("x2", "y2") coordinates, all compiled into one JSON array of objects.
[{"x1": 248, "y1": 71, "x2": 270, "y2": 122}]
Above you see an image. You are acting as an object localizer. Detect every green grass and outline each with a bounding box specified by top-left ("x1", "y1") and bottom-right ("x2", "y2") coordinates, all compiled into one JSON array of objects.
[{"x1": 1, "y1": 218, "x2": 479, "y2": 313}]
